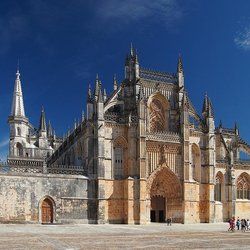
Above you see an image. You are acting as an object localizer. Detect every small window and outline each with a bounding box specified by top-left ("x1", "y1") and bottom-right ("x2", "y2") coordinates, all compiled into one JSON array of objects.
[
  {"x1": 17, "y1": 127, "x2": 21, "y2": 136},
  {"x1": 114, "y1": 147, "x2": 123, "y2": 179}
]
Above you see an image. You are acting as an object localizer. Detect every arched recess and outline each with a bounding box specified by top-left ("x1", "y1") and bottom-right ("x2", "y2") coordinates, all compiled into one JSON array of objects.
[
  {"x1": 17, "y1": 127, "x2": 21, "y2": 136},
  {"x1": 147, "y1": 166, "x2": 183, "y2": 223},
  {"x1": 191, "y1": 144, "x2": 201, "y2": 182},
  {"x1": 214, "y1": 171, "x2": 224, "y2": 202},
  {"x1": 236, "y1": 173, "x2": 250, "y2": 200},
  {"x1": 112, "y1": 136, "x2": 128, "y2": 179},
  {"x1": 16, "y1": 142, "x2": 23, "y2": 157},
  {"x1": 147, "y1": 92, "x2": 170, "y2": 133},
  {"x1": 39, "y1": 196, "x2": 56, "y2": 224}
]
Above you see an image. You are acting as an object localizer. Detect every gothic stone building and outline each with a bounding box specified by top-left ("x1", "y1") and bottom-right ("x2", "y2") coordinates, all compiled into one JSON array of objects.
[{"x1": 1, "y1": 46, "x2": 250, "y2": 224}]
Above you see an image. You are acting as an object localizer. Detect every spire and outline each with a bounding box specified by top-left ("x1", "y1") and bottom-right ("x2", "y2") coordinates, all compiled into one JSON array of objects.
[
  {"x1": 219, "y1": 120, "x2": 222, "y2": 128},
  {"x1": 103, "y1": 88, "x2": 107, "y2": 102},
  {"x1": 234, "y1": 122, "x2": 239, "y2": 135},
  {"x1": 74, "y1": 119, "x2": 77, "y2": 129},
  {"x1": 39, "y1": 106, "x2": 47, "y2": 132},
  {"x1": 202, "y1": 93, "x2": 214, "y2": 118},
  {"x1": 202, "y1": 93, "x2": 209, "y2": 116},
  {"x1": 130, "y1": 42, "x2": 134, "y2": 56},
  {"x1": 182, "y1": 91, "x2": 189, "y2": 110},
  {"x1": 177, "y1": 54, "x2": 183, "y2": 73},
  {"x1": 11, "y1": 69, "x2": 26, "y2": 117},
  {"x1": 113, "y1": 74, "x2": 118, "y2": 91},
  {"x1": 87, "y1": 84, "x2": 92, "y2": 102},
  {"x1": 98, "y1": 87, "x2": 103, "y2": 103},
  {"x1": 47, "y1": 120, "x2": 53, "y2": 137},
  {"x1": 82, "y1": 110, "x2": 85, "y2": 122},
  {"x1": 95, "y1": 74, "x2": 100, "y2": 100},
  {"x1": 207, "y1": 98, "x2": 214, "y2": 118}
]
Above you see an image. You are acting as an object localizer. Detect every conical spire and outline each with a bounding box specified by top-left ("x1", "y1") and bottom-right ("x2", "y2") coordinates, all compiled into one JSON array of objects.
[
  {"x1": 202, "y1": 93, "x2": 209, "y2": 116},
  {"x1": 98, "y1": 87, "x2": 103, "y2": 103},
  {"x1": 39, "y1": 106, "x2": 47, "y2": 132},
  {"x1": 87, "y1": 84, "x2": 92, "y2": 103},
  {"x1": 11, "y1": 69, "x2": 26, "y2": 117},
  {"x1": 202, "y1": 93, "x2": 214, "y2": 118},
  {"x1": 82, "y1": 110, "x2": 85, "y2": 122},
  {"x1": 177, "y1": 54, "x2": 183, "y2": 73},
  {"x1": 182, "y1": 91, "x2": 189, "y2": 110},
  {"x1": 130, "y1": 42, "x2": 134, "y2": 56},
  {"x1": 47, "y1": 120, "x2": 53, "y2": 137},
  {"x1": 95, "y1": 74, "x2": 99, "y2": 99},
  {"x1": 234, "y1": 122, "x2": 239, "y2": 135},
  {"x1": 113, "y1": 74, "x2": 118, "y2": 91},
  {"x1": 219, "y1": 120, "x2": 222, "y2": 128},
  {"x1": 103, "y1": 88, "x2": 107, "y2": 102}
]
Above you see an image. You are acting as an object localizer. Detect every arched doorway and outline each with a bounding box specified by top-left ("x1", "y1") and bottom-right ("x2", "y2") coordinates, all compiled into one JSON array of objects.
[
  {"x1": 151, "y1": 195, "x2": 166, "y2": 222},
  {"x1": 41, "y1": 198, "x2": 54, "y2": 223},
  {"x1": 147, "y1": 166, "x2": 183, "y2": 223}
]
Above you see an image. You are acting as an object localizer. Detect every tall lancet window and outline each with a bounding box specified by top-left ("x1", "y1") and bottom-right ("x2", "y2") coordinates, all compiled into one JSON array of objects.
[
  {"x1": 149, "y1": 99, "x2": 165, "y2": 132},
  {"x1": 214, "y1": 172, "x2": 223, "y2": 202},
  {"x1": 237, "y1": 173, "x2": 250, "y2": 200},
  {"x1": 17, "y1": 127, "x2": 21, "y2": 136},
  {"x1": 191, "y1": 144, "x2": 201, "y2": 182},
  {"x1": 113, "y1": 136, "x2": 127, "y2": 179},
  {"x1": 114, "y1": 147, "x2": 123, "y2": 179}
]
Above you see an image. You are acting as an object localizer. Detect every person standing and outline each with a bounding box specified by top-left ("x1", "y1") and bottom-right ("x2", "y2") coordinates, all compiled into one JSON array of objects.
[
  {"x1": 236, "y1": 218, "x2": 241, "y2": 230},
  {"x1": 247, "y1": 219, "x2": 250, "y2": 231},
  {"x1": 241, "y1": 219, "x2": 246, "y2": 232}
]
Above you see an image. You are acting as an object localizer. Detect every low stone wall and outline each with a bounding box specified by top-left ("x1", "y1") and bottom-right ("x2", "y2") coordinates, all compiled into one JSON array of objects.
[{"x1": 0, "y1": 172, "x2": 88, "y2": 224}]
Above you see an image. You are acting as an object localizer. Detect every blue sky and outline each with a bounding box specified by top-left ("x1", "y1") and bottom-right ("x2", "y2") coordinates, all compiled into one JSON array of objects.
[{"x1": 0, "y1": 0, "x2": 250, "y2": 160}]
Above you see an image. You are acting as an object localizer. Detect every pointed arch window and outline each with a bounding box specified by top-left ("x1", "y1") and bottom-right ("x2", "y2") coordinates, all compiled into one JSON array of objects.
[
  {"x1": 148, "y1": 95, "x2": 169, "y2": 133},
  {"x1": 191, "y1": 144, "x2": 201, "y2": 182},
  {"x1": 113, "y1": 137, "x2": 127, "y2": 179},
  {"x1": 237, "y1": 174, "x2": 250, "y2": 200},
  {"x1": 17, "y1": 127, "x2": 21, "y2": 136},
  {"x1": 114, "y1": 147, "x2": 123, "y2": 179},
  {"x1": 215, "y1": 173, "x2": 223, "y2": 202}
]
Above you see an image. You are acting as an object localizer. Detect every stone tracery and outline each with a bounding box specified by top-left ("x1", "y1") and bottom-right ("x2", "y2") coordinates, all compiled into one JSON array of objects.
[{"x1": 237, "y1": 173, "x2": 250, "y2": 199}]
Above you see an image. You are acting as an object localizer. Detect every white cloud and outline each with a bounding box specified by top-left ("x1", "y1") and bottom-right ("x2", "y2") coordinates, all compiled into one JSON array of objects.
[
  {"x1": 96, "y1": 0, "x2": 183, "y2": 27},
  {"x1": 234, "y1": 26, "x2": 250, "y2": 50},
  {"x1": 0, "y1": 138, "x2": 9, "y2": 148}
]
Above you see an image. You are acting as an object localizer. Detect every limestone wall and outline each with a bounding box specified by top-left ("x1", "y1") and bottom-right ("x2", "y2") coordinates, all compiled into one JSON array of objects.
[
  {"x1": 0, "y1": 173, "x2": 88, "y2": 224},
  {"x1": 235, "y1": 201, "x2": 250, "y2": 219}
]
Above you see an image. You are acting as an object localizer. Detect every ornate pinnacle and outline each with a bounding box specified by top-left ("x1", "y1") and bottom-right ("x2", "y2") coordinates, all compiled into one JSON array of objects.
[
  {"x1": 177, "y1": 54, "x2": 183, "y2": 73},
  {"x1": 113, "y1": 74, "x2": 118, "y2": 91}
]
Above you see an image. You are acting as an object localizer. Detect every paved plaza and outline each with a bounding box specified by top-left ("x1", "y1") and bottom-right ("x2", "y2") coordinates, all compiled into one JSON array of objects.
[{"x1": 0, "y1": 223, "x2": 249, "y2": 249}]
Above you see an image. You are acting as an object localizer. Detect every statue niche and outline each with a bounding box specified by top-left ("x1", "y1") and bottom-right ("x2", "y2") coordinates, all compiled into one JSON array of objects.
[{"x1": 149, "y1": 98, "x2": 166, "y2": 133}]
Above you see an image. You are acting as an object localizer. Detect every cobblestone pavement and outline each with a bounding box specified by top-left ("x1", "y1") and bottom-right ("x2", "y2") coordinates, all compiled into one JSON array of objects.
[{"x1": 0, "y1": 223, "x2": 249, "y2": 249}]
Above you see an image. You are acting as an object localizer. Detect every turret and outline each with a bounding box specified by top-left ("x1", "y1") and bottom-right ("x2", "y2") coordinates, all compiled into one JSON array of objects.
[
  {"x1": 47, "y1": 120, "x2": 53, "y2": 137},
  {"x1": 97, "y1": 87, "x2": 104, "y2": 120},
  {"x1": 177, "y1": 54, "x2": 184, "y2": 88},
  {"x1": 103, "y1": 88, "x2": 107, "y2": 102},
  {"x1": 94, "y1": 74, "x2": 100, "y2": 101},
  {"x1": 39, "y1": 106, "x2": 47, "y2": 138},
  {"x1": 202, "y1": 93, "x2": 214, "y2": 132},
  {"x1": 177, "y1": 55, "x2": 184, "y2": 108},
  {"x1": 125, "y1": 43, "x2": 140, "y2": 81},
  {"x1": 113, "y1": 74, "x2": 118, "y2": 91},
  {"x1": 8, "y1": 69, "x2": 30, "y2": 143},
  {"x1": 87, "y1": 84, "x2": 94, "y2": 120},
  {"x1": 234, "y1": 122, "x2": 239, "y2": 136}
]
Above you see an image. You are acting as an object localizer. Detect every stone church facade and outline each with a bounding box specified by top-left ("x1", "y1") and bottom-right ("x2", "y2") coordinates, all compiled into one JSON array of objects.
[{"x1": 0, "y1": 46, "x2": 249, "y2": 224}]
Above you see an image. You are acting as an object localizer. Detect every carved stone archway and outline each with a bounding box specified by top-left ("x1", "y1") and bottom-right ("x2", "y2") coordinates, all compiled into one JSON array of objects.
[{"x1": 147, "y1": 166, "x2": 183, "y2": 223}]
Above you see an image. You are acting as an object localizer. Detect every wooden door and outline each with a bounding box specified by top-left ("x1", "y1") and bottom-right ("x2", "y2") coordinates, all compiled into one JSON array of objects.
[{"x1": 42, "y1": 198, "x2": 53, "y2": 223}]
